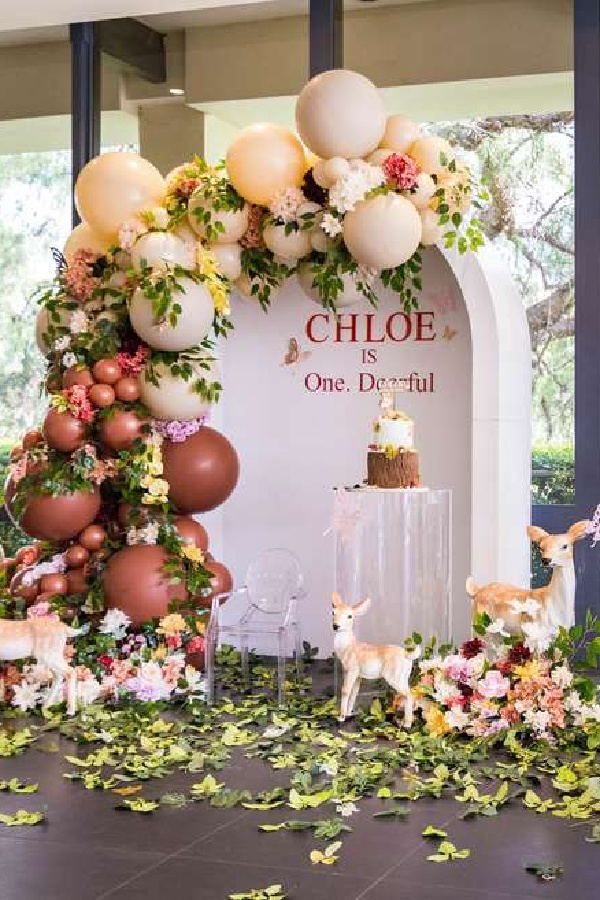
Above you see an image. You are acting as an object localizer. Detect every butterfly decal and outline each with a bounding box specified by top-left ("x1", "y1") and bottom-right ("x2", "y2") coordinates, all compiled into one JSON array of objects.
[
  {"x1": 51, "y1": 247, "x2": 67, "y2": 275},
  {"x1": 442, "y1": 325, "x2": 458, "y2": 341},
  {"x1": 282, "y1": 337, "x2": 312, "y2": 367}
]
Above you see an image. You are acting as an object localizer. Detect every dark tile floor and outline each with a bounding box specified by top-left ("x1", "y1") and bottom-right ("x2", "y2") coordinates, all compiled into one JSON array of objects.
[{"x1": 0, "y1": 727, "x2": 598, "y2": 900}]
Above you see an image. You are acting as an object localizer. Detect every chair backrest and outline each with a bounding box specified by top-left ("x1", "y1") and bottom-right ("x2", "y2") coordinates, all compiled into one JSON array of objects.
[{"x1": 246, "y1": 548, "x2": 304, "y2": 614}]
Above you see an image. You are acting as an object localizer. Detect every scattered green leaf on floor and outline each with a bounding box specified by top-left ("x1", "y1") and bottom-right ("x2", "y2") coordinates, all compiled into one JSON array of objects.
[
  {"x1": 524, "y1": 862, "x2": 564, "y2": 881},
  {"x1": 229, "y1": 885, "x2": 286, "y2": 900},
  {"x1": 116, "y1": 798, "x2": 159, "y2": 814},
  {"x1": 309, "y1": 840, "x2": 342, "y2": 865},
  {"x1": 373, "y1": 805, "x2": 410, "y2": 819},
  {"x1": 422, "y1": 825, "x2": 448, "y2": 839},
  {"x1": 0, "y1": 778, "x2": 38, "y2": 794},
  {"x1": 0, "y1": 809, "x2": 45, "y2": 827},
  {"x1": 427, "y1": 840, "x2": 470, "y2": 862}
]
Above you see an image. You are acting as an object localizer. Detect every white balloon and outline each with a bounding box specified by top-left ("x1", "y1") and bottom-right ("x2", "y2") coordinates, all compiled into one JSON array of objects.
[
  {"x1": 323, "y1": 157, "x2": 350, "y2": 185},
  {"x1": 310, "y1": 228, "x2": 332, "y2": 253},
  {"x1": 139, "y1": 358, "x2": 220, "y2": 420},
  {"x1": 263, "y1": 223, "x2": 311, "y2": 262},
  {"x1": 380, "y1": 115, "x2": 420, "y2": 153},
  {"x1": 130, "y1": 232, "x2": 195, "y2": 273},
  {"x1": 129, "y1": 277, "x2": 215, "y2": 351},
  {"x1": 209, "y1": 243, "x2": 242, "y2": 281},
  {"x1": 410, "y1": 136, "x2": 455, "y2": 175},
  {"x1": 297, "y1": 263, "x2": 363, "y2": 309},
  {"x1": 343, "y1": 193, "x2": 422, "y2": 271},
  {"x1": 187, "y1": 195, "x2": 249, "y2": 243},
  {"x1": 419, "y1": 208, "x2": 444, "y2": 246},
  {"x1": 312, "y1": 160, "x2": 331, "y2": 189},
  {"x1": 409, "y1": 172, "x2": 436, "y2": 209},
  {"x1": 296, "y1": 69, "x2": 386, "y2": 160}
]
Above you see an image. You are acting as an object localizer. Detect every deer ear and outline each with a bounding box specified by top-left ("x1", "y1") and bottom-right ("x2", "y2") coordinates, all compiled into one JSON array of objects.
[
  {"x1": 331, "y1": 592, "x2": 342, "y2": 608},
  {"x1": 527, "y1": 525, "x2": 548, "y2": 544},
  {"x1": 353, "y1": 597, "x2": 372, "y2": 616},
  {"x1": 568, "y1": 520, "x2": 590, "y2": 542}
]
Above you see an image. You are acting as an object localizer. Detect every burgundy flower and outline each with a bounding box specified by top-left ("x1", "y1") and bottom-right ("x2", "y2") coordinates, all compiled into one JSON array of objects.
[
  {"x1": 458, "y1": 682, "x2": 474, "y2": 698},
  {"x1": 461, "y1": 637, "x2": 484, "y2": 659},
  {"x1": 508, "y1": 643, "x2": 531, "y2": 665},
  {"x1": 382, "y1": 153, "x2": 420, "y2": 190},
  {"x1": 97, "y1": 654, "x2": 113, "y2": 671},
  {"x1": 302, "y1": 168, "x2": 328, "y2": 205}
]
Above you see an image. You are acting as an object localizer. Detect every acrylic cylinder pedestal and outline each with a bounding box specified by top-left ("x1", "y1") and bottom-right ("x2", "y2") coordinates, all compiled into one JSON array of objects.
[{"x1": 333, "y1": 487, "x2": 452, "y2": 646}]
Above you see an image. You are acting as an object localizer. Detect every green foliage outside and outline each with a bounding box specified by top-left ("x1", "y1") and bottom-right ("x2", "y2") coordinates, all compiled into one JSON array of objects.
[{"x1": 531, "y1": 443, "x2": 574, "y2": 505}]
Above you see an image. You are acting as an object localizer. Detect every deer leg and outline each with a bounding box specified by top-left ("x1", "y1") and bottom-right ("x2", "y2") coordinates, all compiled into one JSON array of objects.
[
  {"x1": 403, "y1": 690, "x2": 414, "y2": 729},
  {"x1": 347, "y1": 676, "x2": 361, "y2": 719},
  {"x1": 339, "y1": 667, "x2": 357, "y2": 723}
]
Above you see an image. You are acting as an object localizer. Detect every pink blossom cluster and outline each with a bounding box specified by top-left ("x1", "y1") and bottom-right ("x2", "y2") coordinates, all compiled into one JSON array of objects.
[
  {"x1": 240, "y1": 205, "x2": 266, "y2": 249},
  {"x1": 62, "y1": 249, "x2": 101, "y2": 302},
  {"x1": 117, "y1": 345, "x2": 150, "y2": 376},
  {"x1": 382, "y1": 153, "x2": 420, "y2": 190},
  {"x1": 154, "y1": 417, "x2": 206, "y2": 443},
  {"x1": 64, "y1": 385, "x2": 95, "y2": 423}
]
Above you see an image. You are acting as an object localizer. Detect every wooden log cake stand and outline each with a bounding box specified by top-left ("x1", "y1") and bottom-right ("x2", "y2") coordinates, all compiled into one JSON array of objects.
[{"x1": 367, "y1": 448, "x2": 420, "y2": 488}]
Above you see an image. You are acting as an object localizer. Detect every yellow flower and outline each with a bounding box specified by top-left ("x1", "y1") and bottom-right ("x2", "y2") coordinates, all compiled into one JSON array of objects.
[
  {"x1": 197, "y1": 246, "x2": 218, "y2": 278},
  {"x1": 140, "y1": 476, "x2": 170, "y2": 497},
  {"x1": 158, "y1": 613, "x2": 187, "y2": 635},
  {"x1": 512, "y1": 658, "x2": 544, "y2": 681},
  {"x1": 425, "y1": 705, "x2": 451, "y2": 738},
  {"x1": 210, "y1": 280, "x2": 231, "y2": 316},
  {"x1": 195, "y1": 619, "x2": 206, "y2": 635},
  {"x1": 181, "y1": 544, "x2": 205, "y2": 565},
  {"x1": 152, "y1": 646, "x2": 167, "y2": 660}
]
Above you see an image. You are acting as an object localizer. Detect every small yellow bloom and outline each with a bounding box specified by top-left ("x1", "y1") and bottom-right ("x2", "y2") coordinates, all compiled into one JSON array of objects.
[
  {"x1": 425, "y1": 705, "x2": 451, "y2": 738},
  {"x1": 195, "y1": 619, "x2": 206, "y2": 635},
  {"x1": 158, "y1": 613, "x2": 187, "y2": 635},
  {"x1": 152, "y1": 646, "x2": 167, "y2": 660},
  {"x1": 181, "y1": 544, "x2": 205, "y2": 564},
  {"x1": 197, "y1": 246, "x2": 218, "y2": 278},
  {"x1": 513, "y1": 659, "x2": 544, "y2": 681}
]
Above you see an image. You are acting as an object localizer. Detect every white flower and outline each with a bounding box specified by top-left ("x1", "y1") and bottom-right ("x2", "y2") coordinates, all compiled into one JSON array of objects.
[
  {"x1": 328, "y1": 163, "x2": 384, "y2": 214},
  {"x1": 69, "y1": 309, "x2": 89, "y2": 334},
  {"x1": 335, "y1": 801, "x2": 359, "y2": 817},
  {"x1": 550, "y1": 665, "x2": 573, "y2": 689},
  {"x1": 181, "y1": 666, "x2": 206, "y2": 696},
  {"x1": 118, "y1": 217, "x2": 147, "y2": 251},
  {"x1": 578, "y1": 703, "x2": 600, "y2": 723},
  {"x1": 11, "y1": 681, "x2": 42, "y2": 712},
  {"x1": 320, "y1": 212, "x2": 343, "y2": 237},
  {"x1": 418, "y1": 655, "x2": 443, "y2": 673},
  {"x1": 564, "y1": 690, "x2": 583, "y2": 714},
  {"x1": 523, "y1": 708, "x2": 551, "y2": 734},
  {"x1": 315, "y1": 759, "x2": 338, "y2": 777},
  {"x1": 22, "y1": 554, "x2": 66, "y2": 586},
  {"x1": 444, "y1": 707, "x2": 469, "y2": 730},
  {"x1": 263, "y1": 723, "x2": 290, "y2": 740},
  {"x1": 486, "y1": 617, "x2": 510, "y2": 637},
  {"x1": 77, "y1": 679, "x2": 102, "y2": 706},
  {"x1": 62, "y1": 352, "x2": 78, "y2": 369},
  {"x1": 53, "y1": 335, "x2": 70, "y2": 352},
  {"x1": 433, "y1": 674, "x2": 461, "y2": 705},
  {"x1": 22, "y1": 663, "x2": 51, "y2": 684},
  {"x1": 269, "y1": 186, "x2": 306, "y2": 223},
  {"x1": 99, "y1": 608, "x2": 131, "y2": 639},
  {"x1": 143, "y1": 206, "x2": 169, "y2": 230},
  {"x1": 522, "y1": 620, "x2": 554, "y2": 654},
  {"x1": 509, "y1": 597, "x2": 541, "y2": 617}
]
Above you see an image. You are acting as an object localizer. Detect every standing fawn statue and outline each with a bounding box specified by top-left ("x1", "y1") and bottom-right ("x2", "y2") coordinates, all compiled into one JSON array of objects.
[
  {"x1": 466, "y1": 520, "x2": 589, "y2": 633},
  {"x1": 0, "y1": 618, "x2": 81, "y2": 715},
  {"x1": 332, "y1": 592, "x2": 420, "y2": 725}
]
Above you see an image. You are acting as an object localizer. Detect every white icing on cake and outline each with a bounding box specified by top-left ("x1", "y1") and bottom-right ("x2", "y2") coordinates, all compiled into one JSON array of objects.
[{"x1": 372, "y1": 411, "x2": 414, "y2": 450}]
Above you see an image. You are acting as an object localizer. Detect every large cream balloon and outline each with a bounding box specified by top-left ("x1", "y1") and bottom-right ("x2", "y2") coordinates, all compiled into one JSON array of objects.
[
  {"x1": 209, "y1": 243, "x2": 242, "y2": 282},
  {"x1": 380, "y1": 115, "x2": 421, "y2": 154},
  {"x1": 187, "y1": 195, "x2": 249, "y2": 244},
  {"x1": 129, "y1": 278, "x2": 214, "y2": 351},
  {"x1": 63, "y1": 222, "x2": 109, "y2": 262},
  {"x1": 419, "y1": 208, "x2": 444, "y2": 246},
  {"x1": 263, "y1": 223, "x2": 311, "y2": 262},
  {"x1": 130, "y1": 232, "x2": 195, "y2": 273},
  {"x1": 409, "y1": 172, "x2": 436, "y2": 210},
  {"x1": 409, "y1": 137, "x2": 455, "y2": 176},
  {"x1": 296, "y1": 69, "x2": 385, "y2": 160},
  {"x1": 139, "y1": 358, "x2": 220, "y2": 420},
  {"x1": 226, "y1": 124, "x2": 305, "y2": 206},
  {"x1": 343, "y1": 194, "x2": 422, "y2": 271},
  {"x1": 75, "y1": 152, "x2": 166, "y2": 240},
  {"x1": 297, "y1": 263, "x2": 363, "y2": 309}
]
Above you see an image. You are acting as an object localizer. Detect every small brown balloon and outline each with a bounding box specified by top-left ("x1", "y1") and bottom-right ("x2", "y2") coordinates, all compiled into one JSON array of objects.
[
  {"x1": 65, "y1": 544, "x2": 90, "y2": 568},
  {"x1": 43, "y1": 408, "x2": 86, "y2": 453},
  {"x1": 93, "y1": 358, "x2": 122, "y2": 385},
  {"x1": 66, "y1": 566, "x2": 90, "y2": 594},
  {"x1": 46, "y1": 371, "x2": 63, "y2": 393},
  {"x1": 114, "y1": 377, "x2": 141, "y2": 403},
  {"x1": 40, "y1": 573, "x2": 69, "y2": 595},
  {"x1": 174, "y1": 516, "x2": 209, "y2": 552},
  {"x1": 22, "y1": 430, "x2": 43, "y2": 451},
  {"x1": 197, "y1": 558, "x2": 233, "y2": 608},
  {"x1": 89, "y1": 383, "x2": 116, "y2": 408},
  {"x1": 99, "y1": 410, "x2": 145, "y2": 451},
  {"x1": 63, "y1": 367, "x2": 95, "y2": 389},
  {"x1": 78, "y1": 524, "x2": 107, "y2": 551},
  {"x1": 9, "y1": 570, "x2": 39, "y2": 602}
]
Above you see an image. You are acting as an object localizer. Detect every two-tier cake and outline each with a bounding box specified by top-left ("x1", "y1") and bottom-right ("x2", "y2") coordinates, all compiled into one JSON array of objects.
[{"x1": 366, "y1": 392, "x2": 420, "y2": 488}]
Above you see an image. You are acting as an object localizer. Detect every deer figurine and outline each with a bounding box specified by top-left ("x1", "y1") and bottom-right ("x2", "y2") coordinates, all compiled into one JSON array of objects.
[
  {"x1": 466, "y1": 520, "x2": 589, "y2": 634},
  {"x1": 331, "y1": 592, "x2": 420, "y2": 725},
  {"x1": 0, "y1": 618, "x2": 81, "y2": 715}
]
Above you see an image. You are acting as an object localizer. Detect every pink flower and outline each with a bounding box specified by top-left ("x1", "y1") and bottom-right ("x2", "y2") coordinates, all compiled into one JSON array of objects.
[
  {"x1": 383, "y1": 153, "x2": 420, "y2": 190},
  {"x1": 187, "y1": 635, "x2": 205, "y2": 654},
  {"x1": 62, "y1": 249, "x2": 100, "y2": 302},
  {"x1": 117, "y1": 345, "x2": 150, "y2": 376},
  {"x1": 477, "y1": 669, "x2": 510, "y2": 699},
  {"x1": 26, "y1": 601, "x2": 58, "y2": 620},
  {"x1": 166, "y1": 634, "x2": 183, "y2": 651},
  {"x1": 111, "y1": 659, "x2": 134, "y2": 684},
  {"x1": 240, "y1": 204, "x2": 265, "y2": 249},
  {"x1": 64, "y1": 385, "x2": 95, "y2": 423},
  {"x1": 154, "y1": 417, "x2": 206, "y2": 443}
]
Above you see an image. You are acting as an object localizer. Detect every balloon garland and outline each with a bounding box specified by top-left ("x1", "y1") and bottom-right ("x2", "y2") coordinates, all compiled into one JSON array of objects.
[{"x1": 2, "y1": 68, "x2": 484, "y2": 639}]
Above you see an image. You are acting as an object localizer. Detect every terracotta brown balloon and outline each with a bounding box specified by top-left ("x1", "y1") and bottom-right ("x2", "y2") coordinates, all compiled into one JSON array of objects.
[
  {"x1": 65, "y1": 544, "x2": 90, "y2": 568},
  {"x1": 63, "y1": 367, "x2": 95, "y2": 389},
  {"x1": 99, "y1": 410, "x2": 145, "y2": 451},
  {"x1": 5, "y1": 478, "x2": 101, "y2": 541},
  {"x1": 43, "y1": 408, "x2": 86, "y2": 453},
  {"x1": 103, "y1": 544, "x2": 188, "y2": 626},
  {"x1": 78, "y1": 524, "x2": 107, "y2": 551},
  {"x1": 40, "y1": 573, "x2": 69, "y2": 595},
  {"x1": 114, "y1": 377, "x2": 141, "y2": 403},
  {"x1": 93, "y1": 358, "x2": 122, "y2": 385},
  {"x1": 10, "y1": 446, "x2": 23, "y2": 462},
  {"x1": 89, "y1": 383, "x2": 116, "y2": 408},
  {"x1": 163, "y1": 427, "x2": 239, "y2": 514},
  {"x1": 66, "y1": 566, "x2": 90, "y2": 594},
  {"x1": 22, "y1": 430, "x2": 43, "y2": 451},
  {"x1": 196, "y1": 557, "x2": 233, "y2": 608},
  {"x1": 174, "y1": 516, "x2": 209, "y2": 552}
]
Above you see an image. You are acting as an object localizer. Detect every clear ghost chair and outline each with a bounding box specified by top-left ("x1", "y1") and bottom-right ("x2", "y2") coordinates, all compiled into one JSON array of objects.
[{"x1": 205, "y1": 548, "x2": 305, "y2": 705}]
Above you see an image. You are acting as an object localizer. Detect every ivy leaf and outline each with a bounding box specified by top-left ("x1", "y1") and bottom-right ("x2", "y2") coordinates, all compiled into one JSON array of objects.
[
  {"x1": 0, "y1": 778, "x2": 38, "y2": 794},
  {"x1": 309, "y1": 841, "x2": 342, "y2": 865},
  {"x1": 229, "y1": 886, "x2": 286, "y2": 900},
  {"x1": 116, "y1": 798, "x2": 159, "y2": 814},
  {"x1": 525, "y1": 862, "x2": 564, "y2": 881},
  {"x1": 422, "y1": 825, "x2": 448, "y2": 839},
  {"x1": 373, "y1": 805, "x2": 410, "y2": 819},
  {"x1": 210, "y1": 789, "x2": 252, "y2": 808},
  {"x1": 427, "y1": 840, "x2": 470, "y2": 862},
  {"x1": 0, "y1": 809, "x2": 45, "y2": 827}
]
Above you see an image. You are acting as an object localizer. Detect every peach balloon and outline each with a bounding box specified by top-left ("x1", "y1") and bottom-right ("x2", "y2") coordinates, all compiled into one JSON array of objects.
[
  {"x1": 343, "y1": 193, "x2": 422, "y2": 271},
  {"x1": 379, "y1": 115, "x2": 421, "y2": 154},
  {"x1": 74, "y1": 152, "x2": 166, "y2": 240},
  {"x1": 296, "y1": 69, "x2": 386, "y2": 160},
  {"x1": 63, "y1": 222, "x2": 109, "y2": 263},
  {"x1": 409, "y1": 136, "x2": 455, "y2": 176},
  {"x1": 409, "y1": 172, "x2": 436, "y2": 210},
  {"x1": 226, "y1": 123, "x2": 305, "y2": 206}
]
